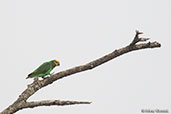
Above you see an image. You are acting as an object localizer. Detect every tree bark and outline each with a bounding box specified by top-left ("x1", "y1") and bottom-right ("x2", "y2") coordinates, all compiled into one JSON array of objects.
[{"x1": 0, "y1": 31, "x2": 161, "y2": 114}]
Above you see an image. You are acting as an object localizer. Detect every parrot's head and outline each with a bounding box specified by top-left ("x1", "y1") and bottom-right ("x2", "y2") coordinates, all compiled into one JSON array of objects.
[{"x1": 54, "y1": 60, "x2": 60, "y2": 66}]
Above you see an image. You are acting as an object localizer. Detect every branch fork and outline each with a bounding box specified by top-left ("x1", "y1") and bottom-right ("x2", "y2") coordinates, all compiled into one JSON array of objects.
[{"x1": 130, "y1": 30, "x2": 150, "y2": 46}]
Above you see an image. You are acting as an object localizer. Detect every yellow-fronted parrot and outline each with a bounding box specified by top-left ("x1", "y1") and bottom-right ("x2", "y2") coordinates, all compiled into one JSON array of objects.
[{"x1": 26, "y1": 60, "x2": 60, "y2": 79}]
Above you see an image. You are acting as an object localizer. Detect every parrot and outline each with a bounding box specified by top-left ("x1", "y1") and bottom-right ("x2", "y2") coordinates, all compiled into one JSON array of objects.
[{"x1": 26, "y1": 60, "x2": 60, "y2": 79}]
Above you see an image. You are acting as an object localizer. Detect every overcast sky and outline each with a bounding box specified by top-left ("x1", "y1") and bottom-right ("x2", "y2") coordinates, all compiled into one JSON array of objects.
[{"x1": 0, "y1": 0, "x2": 170, "y2": 114}]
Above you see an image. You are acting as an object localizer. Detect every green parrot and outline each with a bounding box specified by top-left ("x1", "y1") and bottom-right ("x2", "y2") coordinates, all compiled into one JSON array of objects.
[{"x1": 26, "y1": 60, "x2": 60, "y2": 79}]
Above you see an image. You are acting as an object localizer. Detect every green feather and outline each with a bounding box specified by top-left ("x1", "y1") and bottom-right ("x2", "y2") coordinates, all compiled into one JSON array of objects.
[{"x1": 26, "y1": 60, "x2": 59, "y2": 79}]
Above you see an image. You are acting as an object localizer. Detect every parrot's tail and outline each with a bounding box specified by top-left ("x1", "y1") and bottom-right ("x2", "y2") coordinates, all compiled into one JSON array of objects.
[
  {"x1": 26, "y1": 73, "x2": 33, "y2": 79},
  {"x1": 26, "y1": 76, "x2": 30, "y2": 79}
]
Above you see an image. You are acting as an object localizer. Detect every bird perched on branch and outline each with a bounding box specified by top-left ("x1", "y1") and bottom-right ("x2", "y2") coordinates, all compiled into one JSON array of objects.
[{"x1": 26, "y1": 60, "x2": 60, "y2": 79}]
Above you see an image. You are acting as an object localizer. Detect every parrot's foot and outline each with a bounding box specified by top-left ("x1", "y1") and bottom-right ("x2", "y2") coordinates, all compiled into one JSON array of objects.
[
  {"x1": 34, "y1": 77, "x2": 39, "y2": 82},
  {"x1": 42, "y1": 76, "x2": 48, "y2": 79}
]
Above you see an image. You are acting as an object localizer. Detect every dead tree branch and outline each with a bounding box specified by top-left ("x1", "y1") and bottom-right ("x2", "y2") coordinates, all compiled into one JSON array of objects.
[
  {"x1": 0, "y1": 30, "x2": 161, "y2": 114},
  {"x1": 22, "y1": 100, "x2": 91, "y2": 109}
]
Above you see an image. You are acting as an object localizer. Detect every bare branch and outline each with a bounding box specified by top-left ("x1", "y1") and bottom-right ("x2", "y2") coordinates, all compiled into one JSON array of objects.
[
  {"x1": 0, "y1": 31, "x2": 161, "y2": 114},
  {"x1": 23, "y1": 100, "x2": 91, "y2": 109}
]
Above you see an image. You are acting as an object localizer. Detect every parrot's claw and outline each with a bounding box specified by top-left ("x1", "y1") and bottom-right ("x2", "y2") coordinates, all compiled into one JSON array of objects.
[
  {"x1": 42, "y1": 76, "x2": 48, "y2": 79},
  {"x1": 34, "y1": 77, "x2": 39, "y2": 82}
]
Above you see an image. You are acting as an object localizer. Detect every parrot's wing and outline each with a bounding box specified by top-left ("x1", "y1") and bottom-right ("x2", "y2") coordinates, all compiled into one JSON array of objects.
[
  {"x1": 27, "y1": 62, "x2": 51, "y2": 78},
  {"x1": 33, "y1": 62, "x2": 51, "y2": 75}
]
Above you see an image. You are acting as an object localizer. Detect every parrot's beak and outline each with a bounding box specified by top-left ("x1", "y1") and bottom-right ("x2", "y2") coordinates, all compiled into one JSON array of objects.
[{"x1": 57, "y1": 62, "x2": 60, "y2": 66}]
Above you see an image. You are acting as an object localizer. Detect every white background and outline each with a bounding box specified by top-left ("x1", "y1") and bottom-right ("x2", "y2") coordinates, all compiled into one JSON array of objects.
[{"x1": 0, "y1": 0, "x2": 170, "y2": 114}]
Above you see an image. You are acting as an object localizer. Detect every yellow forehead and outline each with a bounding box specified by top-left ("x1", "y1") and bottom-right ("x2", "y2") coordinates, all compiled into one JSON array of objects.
[{"x1": 55, "y1": 60, "x2": 59, "y2": 63}]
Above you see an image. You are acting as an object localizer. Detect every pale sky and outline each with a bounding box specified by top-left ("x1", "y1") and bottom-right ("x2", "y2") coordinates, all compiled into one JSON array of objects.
[{"x1": 0, "y1": 0, "x2": 170, "y2": 114}]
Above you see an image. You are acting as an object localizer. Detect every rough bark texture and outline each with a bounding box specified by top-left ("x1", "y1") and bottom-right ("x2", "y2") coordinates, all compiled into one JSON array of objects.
[{"x1": 0, "y1": 31, "x2": 161, "y2": 114}]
